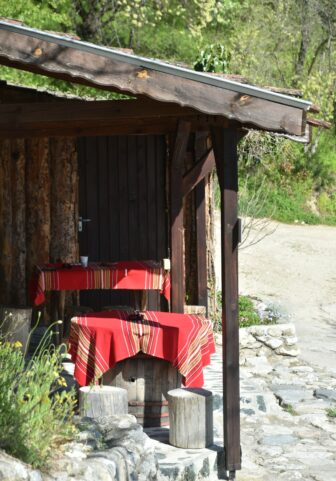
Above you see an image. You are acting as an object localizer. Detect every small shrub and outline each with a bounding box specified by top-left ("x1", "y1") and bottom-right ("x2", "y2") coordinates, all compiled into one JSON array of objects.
[
  {"x1": 238, "y1": 295, "x2": 261, "y2": 328},
  {"x1": 0, "y1": 333, "x2": 77, "y2": 468},
  {"x1": 326, "y1": 406, "x2": 336, "y2": 418},
  {"x1": 283, "y1": 403, "x2": 298, "y2": 416},
  {"x1": 214, "y1": 293, "x2": 273, "y2": 330}
]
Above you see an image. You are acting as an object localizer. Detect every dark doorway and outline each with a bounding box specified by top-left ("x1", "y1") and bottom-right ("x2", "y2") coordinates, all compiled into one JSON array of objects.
[{"x1": 78, "y1": 135, "x2": 168, "y2": 310}]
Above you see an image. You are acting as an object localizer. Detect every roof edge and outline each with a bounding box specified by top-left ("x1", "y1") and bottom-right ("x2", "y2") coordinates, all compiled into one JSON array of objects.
[{"x1": 0, "y1": 20, "x2": 312, "y2": 111}]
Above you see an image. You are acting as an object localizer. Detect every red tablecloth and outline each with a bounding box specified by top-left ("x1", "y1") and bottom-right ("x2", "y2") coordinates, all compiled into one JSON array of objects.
[
  {"x1": 69, "y1": 310, "x2": 215, "y2": 388},
  {"x1": 30, "y1": 261, "x2": 171, "y2": 305}
]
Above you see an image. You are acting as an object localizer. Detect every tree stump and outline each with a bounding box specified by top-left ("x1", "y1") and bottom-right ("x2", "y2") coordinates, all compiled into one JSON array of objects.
[
  {"x1": 167, "y1": 387, "x2": 213, "y2": 448},
  {"x1": 79, "y1": 386, "x2": 128, "y2": 418},
  {"x1": 0, "y1": 306, "x2": 32, "y2": 353}
]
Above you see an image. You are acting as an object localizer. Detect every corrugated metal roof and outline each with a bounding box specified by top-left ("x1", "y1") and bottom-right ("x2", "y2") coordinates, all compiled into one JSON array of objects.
[{"x1": 0, "y1": 20, "x2": 312, "y2": 110}]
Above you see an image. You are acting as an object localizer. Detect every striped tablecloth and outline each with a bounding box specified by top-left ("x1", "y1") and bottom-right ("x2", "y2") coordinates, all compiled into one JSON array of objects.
[
  {"x1": 69, "y1": 310, "x2": 215, "y2": 388},
  {"x1": 30, "y1": 261, "x2": 171, "y2": 305}
]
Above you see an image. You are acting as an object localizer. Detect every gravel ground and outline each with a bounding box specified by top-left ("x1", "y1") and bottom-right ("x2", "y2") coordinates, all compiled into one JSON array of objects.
[{"x1": 214, "y1": 213, "x2": 336, "y2": 376}]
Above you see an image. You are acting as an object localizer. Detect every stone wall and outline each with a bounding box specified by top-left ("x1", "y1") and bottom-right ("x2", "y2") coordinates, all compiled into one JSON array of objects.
[
  {"x1": 215, "y1": 322, "x2": 299, "y2": 361},
  {"x1": 0, "y1": 415, "x2": 158, "y2": 481}
]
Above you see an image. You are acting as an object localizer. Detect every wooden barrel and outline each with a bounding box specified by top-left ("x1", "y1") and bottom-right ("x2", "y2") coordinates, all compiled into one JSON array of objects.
[{"x1": 102, "y1": 353, "x2": 182, "y2": 427}]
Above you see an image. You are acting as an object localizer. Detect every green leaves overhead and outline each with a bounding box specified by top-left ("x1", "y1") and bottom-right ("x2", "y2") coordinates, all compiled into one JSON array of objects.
[{"x1": 0, "y1": 1, "x2": 334, "y2": 124}]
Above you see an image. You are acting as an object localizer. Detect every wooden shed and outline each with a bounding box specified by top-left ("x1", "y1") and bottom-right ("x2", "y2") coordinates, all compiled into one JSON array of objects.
[{"x1": 0, "y1": 19, "x2": 314, "y2": 479}]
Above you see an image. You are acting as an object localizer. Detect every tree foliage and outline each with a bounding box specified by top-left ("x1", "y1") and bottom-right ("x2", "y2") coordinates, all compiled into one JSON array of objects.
[{"x1": 0, "y1": 0, "x2": 335, "y2": 223}]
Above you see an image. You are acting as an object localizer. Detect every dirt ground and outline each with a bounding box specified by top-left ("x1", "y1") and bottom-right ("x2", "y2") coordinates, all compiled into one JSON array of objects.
[{"x1": 214, "y1": 214, "x2": 336, "y2": 376}]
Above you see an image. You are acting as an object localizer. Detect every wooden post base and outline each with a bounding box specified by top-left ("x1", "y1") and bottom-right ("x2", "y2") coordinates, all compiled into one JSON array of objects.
[
  {"x1": 167, "y1": 387, "x2": 213, "y2": 448},
  {"x1": 79, "y1": 386, "x2": 128, "y2": 418}
]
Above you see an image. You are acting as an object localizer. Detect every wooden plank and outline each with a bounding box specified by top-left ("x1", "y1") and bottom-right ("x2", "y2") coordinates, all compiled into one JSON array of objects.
[
  {"x1": 79, "y1": 137, "x2": 101, "y2": 310},
  {"x1": 182, "y1": 148, "x2": 215, "y2": 197},
  {"x1": 212, "y1": 127, "x2": 241, "y2": 474},
  {"x1": 170, "y1": 121, "x2": 191, "y2": 313},
  {"x1": 108, "y1": 136, "x2": 120, "y2": 261},
  {"x1": 85, "y1": 137, "x2": 99, "y2": 261},
  {"x1": 97, "y1": 137, "x2": 109, "y2": 262},
  {"x1": 107, "y1": 136, "x2": 131, "y2": 307},
  {"x1": 94, "y1": 138, "x2": 113, "y2": 321},
  {"x1": 127, "y1": 136, "x2": 138, "y2": 260},
  {"x1": 156, "y1": 136, "x2": 168, "y2": 263},
  {"x1": 137, "y1": 136, "x2": 148, "y2": 259},
  {"x1": 147, "y1": 136, "x2": 159, "y2": 310},
  {"x1": 0, "y1": 30, "x2": 306, "y2": 135},
  {"x1": 194, "y1": 132, "x2": 209, "y2": 310},
  {"x1": 118, "y1": 136, "x2": 129, "y2": 260}
]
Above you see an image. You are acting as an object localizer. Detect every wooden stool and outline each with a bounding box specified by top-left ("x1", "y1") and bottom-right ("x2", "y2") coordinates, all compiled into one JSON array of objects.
[
  {"x1": 167, "y1": 388, "x2": 213, "y2": 448},
  {"x1": 79, "y1": 386, "x2": 128, "y2": 418}
]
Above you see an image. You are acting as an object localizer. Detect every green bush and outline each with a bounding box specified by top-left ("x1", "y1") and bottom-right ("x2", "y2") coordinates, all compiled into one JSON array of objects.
[
  {"x1": 214, "y1": 293, "x2": 276, "y2": 330},
  {"x1": 0, "y1": 334, "x2": 77, "y2": 468},
  {"x1": 238, "y1": 295, "x2": 261, "y2": 328}
]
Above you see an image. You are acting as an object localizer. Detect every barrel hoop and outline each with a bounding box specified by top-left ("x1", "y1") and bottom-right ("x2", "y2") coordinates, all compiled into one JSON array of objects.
[
  {"x1": 132, "y1": 412, "x2": 169, "y2": 419},
  {"x1": 128, "y1": 400, "x2": 169, "y2": 407}
]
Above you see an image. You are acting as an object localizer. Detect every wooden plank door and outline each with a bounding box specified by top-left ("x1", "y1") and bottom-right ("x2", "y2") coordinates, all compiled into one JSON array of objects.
[{"x1": 78, "y1": 135, "x2": 168, "y2": 311}]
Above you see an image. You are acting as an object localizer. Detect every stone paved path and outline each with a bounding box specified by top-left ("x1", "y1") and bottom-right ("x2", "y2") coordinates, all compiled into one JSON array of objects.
[{"x1": 204, "y1": 344, "x2": 336, "y2": 481}]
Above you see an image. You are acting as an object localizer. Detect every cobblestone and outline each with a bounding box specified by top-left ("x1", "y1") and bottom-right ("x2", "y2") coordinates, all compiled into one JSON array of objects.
[{"x1": 203, "y1": 327, "x2": 336, "y2": 481}]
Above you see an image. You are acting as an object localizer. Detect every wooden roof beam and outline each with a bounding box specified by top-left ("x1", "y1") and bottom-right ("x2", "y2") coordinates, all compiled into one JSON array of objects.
[
  {"x1": 0, "y1": 99, "x2": 217, "y2": 138},
  {"x1": 0, "y1": 99, "x2": 198, "y2": 124},
  {"x1": 0, "y1": 28, "x2": 307, "y2": 136}
]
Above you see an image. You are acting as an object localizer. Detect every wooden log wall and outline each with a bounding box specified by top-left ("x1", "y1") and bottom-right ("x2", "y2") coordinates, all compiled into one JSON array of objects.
[{"x1": 0, "y1": 137, "x2": 78, "y2": 307}]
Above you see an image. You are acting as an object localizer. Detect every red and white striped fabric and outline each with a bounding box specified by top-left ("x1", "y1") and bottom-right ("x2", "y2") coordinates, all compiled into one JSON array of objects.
[
  {"x1": 69, "y1": 310, "x2": 215, "y2": 388},
  {"x1": 30, "y1": 261, "x2": 171, "y2": 305}
]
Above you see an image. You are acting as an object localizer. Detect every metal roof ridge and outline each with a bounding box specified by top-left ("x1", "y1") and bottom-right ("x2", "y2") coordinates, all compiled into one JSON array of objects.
[{"x1": 0, "y1": 20, "x2": 312, "y2": 110}]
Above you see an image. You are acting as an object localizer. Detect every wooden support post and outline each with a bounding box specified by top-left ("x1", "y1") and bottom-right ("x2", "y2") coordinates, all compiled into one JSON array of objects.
[
  {"x1": 194, "y1": 132, "x2": 209, "y2": 311},
  {"x1": 212, "y1": 127, "x2": 241, "y2": 475},
  {"x1": 170, "y1": 120, "x2": 191, "y2": 313}
]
